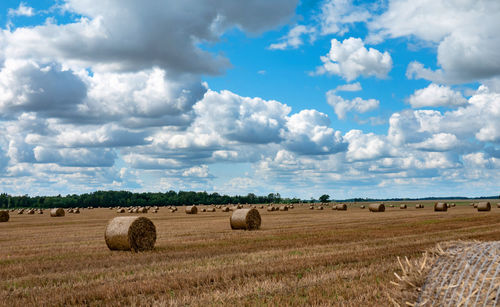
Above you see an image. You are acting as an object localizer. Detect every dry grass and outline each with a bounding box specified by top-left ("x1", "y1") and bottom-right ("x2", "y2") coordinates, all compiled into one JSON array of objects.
[{"x1": 1, "y1": 202, "x2": 499, "y2": 306}]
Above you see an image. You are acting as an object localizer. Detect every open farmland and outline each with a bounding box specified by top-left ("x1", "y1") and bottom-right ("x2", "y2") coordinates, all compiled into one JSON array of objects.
[{"x1": 1, "y1": 202, "x2": 500, "y2": 306}]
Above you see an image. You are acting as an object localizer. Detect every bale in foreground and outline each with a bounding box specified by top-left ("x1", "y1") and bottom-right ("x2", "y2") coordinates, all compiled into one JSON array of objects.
[
  {"x1": 477, "y1": 201, "x2": 491, "y2": 211},
  {"x1": 230, "y1": 208, "x2": 261, "y2": 230},
  {"x1": 185, "y1": 205, "x2": 198, "y2": 214},
  {"x1": 105, "y1": 216, "x2": 156, "y2": 251},
  {"x1": 0, "y1": 210, "x2": 9, "y2": 222},
  {"x1": 434, "y1": 202, "x2": 447, "y2": 211},
  {"x1": 50, "y1": 208, "x2": 65, "y2": 217},
  {"x1": 368, "y1": 203, "x2": 385, "y2": 212},
  {"x1": 389, "y1": 241, "x2": 500, "y2": 306}
]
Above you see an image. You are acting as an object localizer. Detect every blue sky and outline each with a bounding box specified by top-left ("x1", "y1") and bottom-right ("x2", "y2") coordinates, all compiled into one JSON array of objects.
[{"x1": 0, "y1": 0, "x2": 499, "y2": 199}]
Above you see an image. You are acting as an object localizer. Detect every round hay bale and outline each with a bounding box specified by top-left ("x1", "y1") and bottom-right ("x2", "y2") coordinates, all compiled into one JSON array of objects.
[
  {"x1": 27, "y1": 209, "x2": 35, "y2": 214},
  {"x1": 201, "y1": 208, "x2": 206, "y2": 212},
  {"x1": 336, "y1": 204, "x2": 347, "y2": 210},
  {"x1": 50, "y1": 208, "x2": 65, "y2": 217},
  {"x1": 0, "y1": 210, "x2": 9, "y2": 222},
  {"x1": 221, "y1": 207, "x2": 229, "y2": 212},
  {"x1": 288, "y1": 205, "x2": 294, "y2": 209},
  {"x1": 473, "y1": 203, "x2": 478, "y2": 208},
  {"x1": 38, "y1": 210, "x2": 43, "y2": 214},
  {"x1": 476, "y1": 202, "x2": 491, "y2": 212},
  {"x1": 73, "y1": 208, "x2": 80, "y2": 214},
  {"x1": 131, "y1": 208, "x2": 138, "y2": 213},
  {"x1": 152, "y1": 209, "x2": 158, "y2": 213},
  {"x1": 17, "y1": 209, "x2": 24, "y2": 215},
  {"x1": 360, "y1": 205, "x2": 365, "y2": 209},
  {"x1": 451, "y1": 203, "x2": 456, "y2": 207},
  {"x1": 497, "y1": 203, "x2": 500, "y2": 208},
  {"x1": 137, "y1": 207, "x2": 148, "y2": 214},
  {"x1": 230, "y1": 208, "x2": 261, "y2": 230},
  {"x1": 259, "y1": 205, "x2": 264, "y2": 209},
  {"x1": 309, "y1": 205, "x2": 314, "y2": 210},
  {"x1": 279, "y1": 205, "x2": 288, "y2": 211},
  {"x1": 389, "y1": 204, "x2": 394, "y2": 208},
  {"x1": 68, "y1": 209, "x2": 74, "y2": 213},
  {"x1": 368, "y1": 203, "x2": 385, "y2": 212},
  {"x1": 206, "y1": 207, "x2": 215, "y2": 212},
  {"x1": 434, "y1": 202, "x2": 447, "y2": 212},
  {"x1": 317, "y1": 206, "x2": 324, "y2": 210},
  {"x1": 185, "y1": 205, "x2": 198, "y2": 214},
  {"x1": 400, "y1": 204, "x2": 407, "y2": 209},
  {"x1": 415, "y1": 204, "x2": 424, "y2": 209},
  {"x1": 117, "y1": 208, "x2": 126, "y2": 213},
  {"x1": 104, "y1": 216, "x2": 156, "y2": 251},
  {"x1": 266, "y1": 206, "x2": 274, "y2": 212}
]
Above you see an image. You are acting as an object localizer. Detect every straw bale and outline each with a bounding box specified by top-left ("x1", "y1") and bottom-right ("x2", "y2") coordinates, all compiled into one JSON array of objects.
[
  {"x1": 336, "y1": 204, "x2": 347, "y2": 210},
  {"x1": 230, "y1": 208, "x2": 261, "y2": 230},
  {"x1": 476, "y1": 202, "x2": 491, "y2": 212},
  {"x1": 279, "y1": 205, "x2": 288, "y2": 211},
  {"x1": 104, "y1": 216, "x2": 156, "y2": 251},
  {"x1": 0, "y1": 210, "x2": 9, "y2": 222},
  {"x1": 400, "y1": 204, "x2": 407, "y2": 209},
  {"x1": 185, "y1": 205, "x2": 198, "y2": 214},
  {"x1": 434, "y1": 202, "x2": 447, "y2": 212},
  {"x1": 368, "y1": 203, "x2": 385, "y2": 212},
  {"x1": 50, "y1": 208, "x2": 65, "y2": 217}
]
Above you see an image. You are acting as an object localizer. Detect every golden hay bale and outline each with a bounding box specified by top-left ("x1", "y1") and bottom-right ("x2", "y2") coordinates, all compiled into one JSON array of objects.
[
  {"x1": 336, "y1": 204, "x2": 347, "y2": 210},
  {"x1": 38, "y1": 210, "x2": 43, "y2": 214},
  {"x1": 434, "y1": 202, "x2": 447, "y2": 212},
  {"x1": 201, "y1": 208, "x2": 206, "y2": 212},
  {"x1": 289, "y1": 205, "x2": 294, "y2": 209},
  {"x1": 104, "y1": 216, "x2": 156, "y2": 251},
  {"x1": 27, "y1": 209, "x2": 35, "y2": 214},
  {"x1": 73, "y1": 208, "x2": 80, "y2": 214},
  {"x1": 221, "y1": 207, "x2": 229, "y2": 212},
  {"x1": 497, "y1": 203, "x2": 500, "y2": 208},
  {"x1": 400, "y1": 204, "x2": 407, "y2": 209},
  {"x1": 389, "y1": 204, "x2": 395, "y2": 208},
  {"x1": 0, "y1": 210, "x2": 9, "y2": 222},
  {"x1": 360, "y1": 205, "x2": 365, "y2": 209},
  {"x1": 266, "y1": 206, "x2": 274, "y2": 212},
  {"x1": 368, "y1": 203, "x2": 385, "y2": 212},
  {"x1": 137, "y1": 207, "x2": 148, "y2": 213},
  {"x1": 152, "y1": 209, "x2": 158, "y2": 213},
  {"x1": 309, "y1": 206, "x2": 314, "y2": 210},
  {"x1": 279, "y1": 205, "x2": 288, "y2": 211},
  {"x1": 117, "y1": 208, "x2": 126, "y2": 213},
  {"x1": 451, "y1": 203, "x2": 456, "y2": 207},
  {"x1": 415, "y1": 204, "x2": 423, "y2": 209},
  {"x1": 476, "y1": 202, "x2": 491, "y2": 211},
  {"x1": 473, "y1": 203, "x2": 478, "y2": 208},
  {"x1": 68, "y1": 209, "x2": 74, "y2": 213},
  {"x1": 230, "y1": 208, "x2": 261, "y2": 230},
  {"x1": 206, "y1": 207, "x2": 215, "y2": 212},
  {"x1": 50, "y1": 208, "x2": 65, "y2": 217},
  {"x1": 317, "y1": 206, "x2": 324, "y2": 210},
  {"x1": 185, "y1": 205, "x2": 198, "y2": 214},
  {"x1": 259, "y1": 205, "x2": 264, "y2": 209}
]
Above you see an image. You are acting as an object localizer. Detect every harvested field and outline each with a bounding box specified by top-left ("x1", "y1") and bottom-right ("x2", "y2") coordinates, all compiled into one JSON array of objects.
[{"x1": 1, "y1": 203, "x2": 499, "y2": 306}]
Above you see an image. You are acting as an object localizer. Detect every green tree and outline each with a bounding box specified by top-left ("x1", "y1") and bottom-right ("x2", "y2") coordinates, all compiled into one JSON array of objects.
[{"x1": 319, "y1": 194, "x2": 330, "y2": 203}]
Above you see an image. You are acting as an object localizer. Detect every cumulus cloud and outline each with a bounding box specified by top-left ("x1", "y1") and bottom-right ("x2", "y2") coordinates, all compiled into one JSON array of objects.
[
  {"x1": 268, "y1": 25, "x2": 316, "y2": 50},
  {"x1": 332, "y1": 82, "x2": 362, "y2": 93},
  {"x1": 408, "y1": 83, "x2": 467, "y2": 108},
  {"x1": 315, "y1": 38, "x2": 392, "y2": 81},
  {"x1": 370, "y1": 0, "x2": 500, "y2": 83},
  {"x1": 318, "y1": 0, "x2": 371, "y2": 36},
  {"x1": 283, "y1": 110, "x2": 346, "y2": 155},
  {"x1": 8, "y1": 3, "x2": 35, "y2": 17},
  {"x1": 3, "y1": 0, "x2": 298, "y2": 74},
  {"x1": 326, "y1": 91, "x2": 379, "y2": 119}
]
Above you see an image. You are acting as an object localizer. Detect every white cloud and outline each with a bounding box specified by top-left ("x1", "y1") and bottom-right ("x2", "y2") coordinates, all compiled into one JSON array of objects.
[
  {"x1": 315, "y1": 38, "x2": 392, "y2": 81},
  {"x1": 283, "y1": 110, "x2": 346, "y2": 155},
  {"x1": 3, "y1": 0, "x2": 298, "y2": 74},
  {"x1": 318, "y1": 0, "x2": 371, "y2": 36},
  {"x1": 413, "y1": 133, "x2": 460, "y2": 152},
  {"x1": 344, "y1": 130, "x2": 390, "y2": 161},
  {"x1": 8, "y1": 3, "x2": 35, "y2": 17},
  {"x1": 268, "y1": 25, "x2": 315, "y2": 50},
  {"x1": 408, "y1": 83, "x2": 467, "y2": 108},
  {"x1": 326, "y1": 91, "x2": 379, "y2": 119},
  {"x1": 332, "y1": 82, "x2": 362, "y2": 93},
  {"x1": 370, "y1": 0, "x2": 500, "y2": 83},
  {"x1": 182, "y1": 165, "x2": 210, "y2": 178}
]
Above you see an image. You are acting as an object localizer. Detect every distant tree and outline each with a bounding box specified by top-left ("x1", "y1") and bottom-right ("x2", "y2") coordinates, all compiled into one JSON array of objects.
[{"x1": 319, "y1": 194, "x2": 330, "y2": 203}]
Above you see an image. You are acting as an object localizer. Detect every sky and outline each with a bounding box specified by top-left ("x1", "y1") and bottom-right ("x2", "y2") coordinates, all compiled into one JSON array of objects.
[{"x1": 0, "y1": 0, "x2": 499, "y2": 199}]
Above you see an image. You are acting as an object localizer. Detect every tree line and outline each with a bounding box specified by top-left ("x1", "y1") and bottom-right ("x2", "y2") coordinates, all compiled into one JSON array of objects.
[{"x1": 0, "y1": 191, "x2": 305, "y2": 209}]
